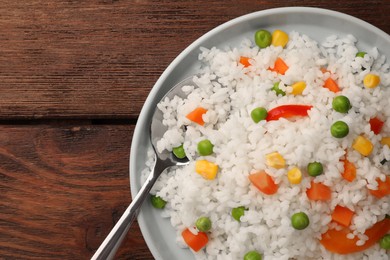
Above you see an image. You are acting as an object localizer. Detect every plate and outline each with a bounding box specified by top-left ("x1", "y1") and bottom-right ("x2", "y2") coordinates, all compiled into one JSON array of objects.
[{"x1": 130, "y1": 7, "x2": 390, "y2": 260}]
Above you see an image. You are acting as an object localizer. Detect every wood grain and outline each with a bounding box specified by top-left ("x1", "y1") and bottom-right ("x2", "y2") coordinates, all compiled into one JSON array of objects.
[
  {"x1": 0, "y1": 124, "x2": 152, "y2": 259},
  {"x1": 0, "y1": 1, "x2": 388, "y2": 119}
]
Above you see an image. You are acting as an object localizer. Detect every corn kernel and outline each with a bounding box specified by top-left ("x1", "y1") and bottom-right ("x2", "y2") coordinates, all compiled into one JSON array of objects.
[
  {"x1": 271, "y1": 30, "x2": 289, "y2": 48},
  {"x1": 287, "y1": 167, "x2": 302, "y2": 184},
  {"x1": 291, "y1": 81, "x2": 306, "y2": 95},
  {"x1": 381, "y1": 137, "x2": 390, "y2": 147},
  {"x1": 352, "y1": 135, "x2": 373, "y2": 156},
  {"x1": 266, "y1": 152, "x2": 286, "y2": 169},
  {"x1": 195, "y1": 160, "x2": 218, "y2": 180},
  {"x1": 363, "y1": 74, "x2": 380, "y2": 88}
]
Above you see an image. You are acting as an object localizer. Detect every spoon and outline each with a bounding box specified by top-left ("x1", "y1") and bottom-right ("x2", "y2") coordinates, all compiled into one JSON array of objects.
[{"x1": 91, "y1": 76, "x2": 193, "y2": 260}]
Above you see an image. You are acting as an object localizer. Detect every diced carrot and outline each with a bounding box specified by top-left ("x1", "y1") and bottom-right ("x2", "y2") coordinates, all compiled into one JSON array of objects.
[
  {"x1": 248, "y1": 171, "x2": 278, "y2": 195},
  {"x1": 306, "y1": 181, "x2": 331, "y2": 201},
  {"x1": 186, "y1": 107, "x2": 207, "y2": 126},
  {"x1": 320, "y1": 67, "x2": 329, "y2": 74},
  {"x1": 269, "y1": 57, "x2": 289, "y2": 75},
  {"x1": 341, "y1": 158, "x2": 356, "y2": 182},
  {"x1": 368, "y1": 176, "x2": 390, "y2": 199},
  {"x1": 369, "y1": 117, "x2": 384, "y2": 135},
  {"x1": 331, "y1": 205, "x2": 354, "y2": 227},
  {"x1": 182, "y1": 228, "x2": 208, "y2": 252},
  {"x1": 320, "y1": 217, "x2": 390, "y2": 254},
  {"x1": 239, "y1": 56, "x2": 251, "y2": 67},
  {"x1": 266, "y1": 104, "x2": 313, "y2": 121},
  {"x1": 323, "y1": 77, "x2": 340, "y2": 93}
]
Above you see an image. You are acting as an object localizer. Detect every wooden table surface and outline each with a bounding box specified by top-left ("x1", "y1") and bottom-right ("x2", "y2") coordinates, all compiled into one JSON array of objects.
[{"x1": 0, "y1": 1, "x2": 389, "y2": 259}]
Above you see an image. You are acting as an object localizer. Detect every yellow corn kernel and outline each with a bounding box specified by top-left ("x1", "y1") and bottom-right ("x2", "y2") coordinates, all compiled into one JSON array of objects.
[
  {"x1": 381, "y1": 137, "x2": 390, "y2": 147},
  {"x1": 271, "y1": 30, "x2": 289, "y2": 48},
  {"x1": 266, "y1": 152, "x2": 286, "y2": 169},
  {"x1": 352, "y1": 135, "x2": 373, "y2": 156},
  {"x1": 195, "y1": 160, "x2": 218, "y2": 180},
  {"x1": 363, "y1": 74, "x2": 380, "y2": 88},
  {"x1": 291, "y1": 81, "x2": 306, "y2": 95},
  {"x1": 287, "y1": 167, "x2": 302, "y2": 184}
]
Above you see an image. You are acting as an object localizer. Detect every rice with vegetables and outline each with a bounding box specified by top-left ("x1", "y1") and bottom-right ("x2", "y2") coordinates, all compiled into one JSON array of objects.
[{"x1": 146, "y1": 29, "x2": 390, "y2": 259}]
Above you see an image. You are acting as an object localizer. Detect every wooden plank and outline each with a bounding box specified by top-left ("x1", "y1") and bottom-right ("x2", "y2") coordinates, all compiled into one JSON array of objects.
[
  {"x1": 0, "y1": 1, "x2": 388, "y2": 119},
  {"x1": 0, "y1": 124, "x2": 153, "y2": 259}
]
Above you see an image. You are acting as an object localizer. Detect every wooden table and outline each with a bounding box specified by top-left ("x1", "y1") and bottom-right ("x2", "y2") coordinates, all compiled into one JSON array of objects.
[{"x1": 0, "y1": 1, "x2": 388, "y2": 259}]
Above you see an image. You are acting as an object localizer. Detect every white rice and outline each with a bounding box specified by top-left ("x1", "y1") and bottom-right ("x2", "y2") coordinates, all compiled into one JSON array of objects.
[{"x1": 145, "y1": 31, "x2": 390, "y2": 259}]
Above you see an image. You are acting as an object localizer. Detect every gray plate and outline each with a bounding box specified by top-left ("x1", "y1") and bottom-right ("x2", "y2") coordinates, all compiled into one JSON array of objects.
[{"x1": 130, "y1": 7, "x2": 390, "y2": 260}]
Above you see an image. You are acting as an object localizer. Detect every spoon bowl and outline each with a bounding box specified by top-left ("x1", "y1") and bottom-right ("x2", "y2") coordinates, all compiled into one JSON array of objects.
[{"x1": 91, "y1": 76, "x2": 194, "y2": 260}]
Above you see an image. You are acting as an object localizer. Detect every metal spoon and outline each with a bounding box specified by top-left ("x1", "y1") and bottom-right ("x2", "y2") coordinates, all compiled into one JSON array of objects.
[{"x1": 91, "y1": 76, "x2": 193, "y2": 260}]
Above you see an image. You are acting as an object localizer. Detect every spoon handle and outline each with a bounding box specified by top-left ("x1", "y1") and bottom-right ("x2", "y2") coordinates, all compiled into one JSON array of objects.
[{"x1": 91, "y1": 155, "x2": 165, "y2": 260}]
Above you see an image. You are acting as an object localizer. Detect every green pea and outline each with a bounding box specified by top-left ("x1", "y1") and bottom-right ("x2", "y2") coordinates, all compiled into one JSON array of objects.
[
  {"x1": 244, "y1": 250, "x2": 263, "y2": 260},
  {"x1": 356, "y1": 51, "x2": 366, "y2": 58},
  {"x1": 379, "y1": 234, "x2": 390, "y2": 249},
  {"x1": 291, "y1": 212, "x2": 310, "y2": 230},
  {"x1": 172, "y1": 144, "x2": 186, "y2": 159},
  {"x1": 231, "y1": 206, "x2": 247, "y2": 222},
  {"x1": 195, "y1": 216, "x2": 212, "y2": 232},
  {"x1": 307, "y1": 162, "x2": 324, "y2": 177},
  {"x1": 332, "y1": 95, "x2": 351, "y2": 113},
  {"x1": 150, "y1": 195, "x2": 167, "y2": 209},
  {"x1": 254, "y1": 29, "x2": 272, "y2": 48},
  {"x1": 251, "y1": 107, "x2": 268, "y2": 123},
  {"x1": 271, "y1": 82, "x2": 286, "y2": 96},
  {"x1": 331, "y1": 121, "x2": 349, "y2": 138},
  {"x1": 197, "y1": 139, "x2": 214, "y2": 156}
]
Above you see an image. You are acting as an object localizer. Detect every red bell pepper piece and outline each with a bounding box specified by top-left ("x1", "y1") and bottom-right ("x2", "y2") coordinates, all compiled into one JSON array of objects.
[
  {"x1": 320, "y1": 217, "x2": 390, "y2": 254},
  {"x1": 369, "y1": 117, "x2": 384, "y2": 135},
  {"x1": 266, "y1": 105, "x2": 313, "y2": 121}
]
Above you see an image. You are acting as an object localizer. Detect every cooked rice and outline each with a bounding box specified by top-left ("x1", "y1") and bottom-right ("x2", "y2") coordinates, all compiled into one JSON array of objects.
[{"x1": 145, "y1": 31, "x2": 390, "y2": 260}]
